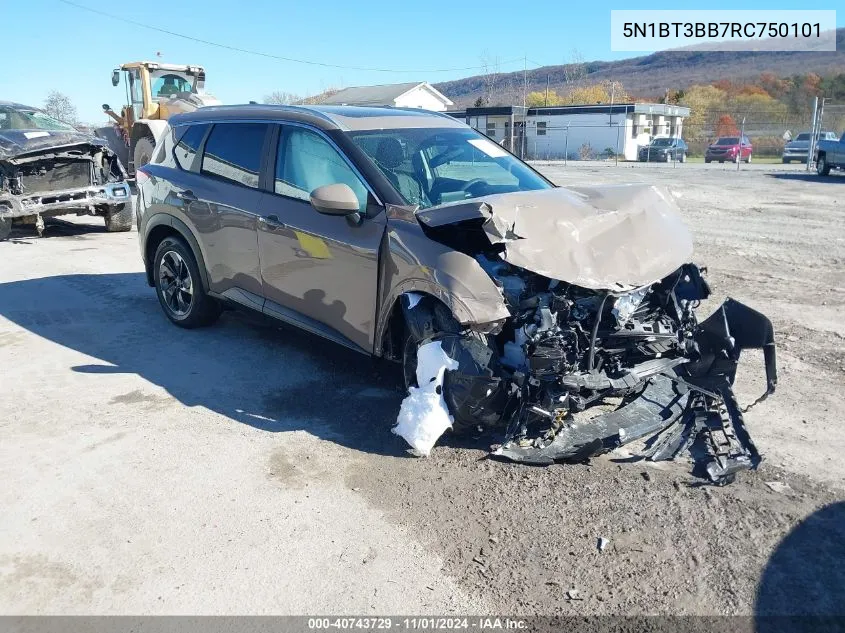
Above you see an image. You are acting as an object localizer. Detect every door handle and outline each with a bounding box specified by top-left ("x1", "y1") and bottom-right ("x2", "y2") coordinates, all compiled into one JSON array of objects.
[{"x1": 176, "y1": 190, "x2": 197, "y2": 202}]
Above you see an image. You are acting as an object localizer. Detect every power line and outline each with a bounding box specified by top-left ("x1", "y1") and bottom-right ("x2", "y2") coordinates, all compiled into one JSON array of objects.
[{"x1": 58, "y1": 0, "x2": 527, "y2": 74}]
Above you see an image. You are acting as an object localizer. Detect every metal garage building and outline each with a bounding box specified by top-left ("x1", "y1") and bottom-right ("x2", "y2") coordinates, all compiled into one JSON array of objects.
[{"x1": 447, "y1": 103, "x2": 690, "y2": 161}]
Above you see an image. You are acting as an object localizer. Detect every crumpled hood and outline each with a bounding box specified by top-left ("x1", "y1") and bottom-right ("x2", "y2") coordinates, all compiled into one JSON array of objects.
[
  {"x1": 0, "y1": 129, "x2": 107, "y2": 161},
  {"x1": 416, "y1": 185, "x2": 693, "y2": 291}
]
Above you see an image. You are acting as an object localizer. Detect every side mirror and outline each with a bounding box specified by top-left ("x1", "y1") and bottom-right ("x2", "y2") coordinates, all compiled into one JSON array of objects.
[
  {"x1": 111, "y1": 69, "x2": 120, "y2": 87},
  {"x1": 310, "y1": 183, "x2": 361, "y2": 216},
  {"x1": 102, "y1": 104, "x2": 111, "y2": 112}
]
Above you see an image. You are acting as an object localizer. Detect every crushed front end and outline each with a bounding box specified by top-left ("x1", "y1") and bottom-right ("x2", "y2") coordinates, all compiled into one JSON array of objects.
[
  {"x1": 407, "y1": 186, "x2": 777, "y2": 484},
  {"x1": 0, "y1": 139, "x2": 131, "y2": 238}
]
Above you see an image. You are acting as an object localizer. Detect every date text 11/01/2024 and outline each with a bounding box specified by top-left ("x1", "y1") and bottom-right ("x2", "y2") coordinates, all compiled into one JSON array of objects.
[{"x1": 307, "y1": 618, "x2": 528, "y2": 630}]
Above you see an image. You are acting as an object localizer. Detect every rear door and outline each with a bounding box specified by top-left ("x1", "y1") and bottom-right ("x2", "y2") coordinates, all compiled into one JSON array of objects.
[
  {"x1": 257, "y1": 124, "x2": 386, "y2": 353},
  {"x1": 192, "y1": 122, "x2": 272, "y2": 308}
]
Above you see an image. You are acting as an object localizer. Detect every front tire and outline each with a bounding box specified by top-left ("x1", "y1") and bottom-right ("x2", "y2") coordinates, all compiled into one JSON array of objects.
[
  {"x1": 817, "y1": 155, "x2": 831, "y2": 176},
  {"x1": 153, "y1": 236, "x2": 221, "y2": 328},
  {"x1": 0, "y1": 217, "x2": 11, "y2": 241},
  {"x1": 401, "y1": 328, "x2": 481, "y2": 436},
  {"x1": 745, "y1": 153, "x2": 752, "y2": 164},
  {"x1": 679, "y1": 152, "x2": 687, "y2": 163},
  {"x1": 103, "y1": 203, "x2": 133, "y2": 232}
]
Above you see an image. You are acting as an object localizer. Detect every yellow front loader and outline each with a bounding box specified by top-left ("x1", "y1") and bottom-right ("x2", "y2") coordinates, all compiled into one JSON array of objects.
[{"x1": 97, "y1": 62, "x2": 220, "y2": 175}]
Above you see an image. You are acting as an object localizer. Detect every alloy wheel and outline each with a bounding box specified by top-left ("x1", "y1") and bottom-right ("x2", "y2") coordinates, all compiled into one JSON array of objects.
[{"x1": 158, "y1": 250, "x2": 194, "y2": 317}]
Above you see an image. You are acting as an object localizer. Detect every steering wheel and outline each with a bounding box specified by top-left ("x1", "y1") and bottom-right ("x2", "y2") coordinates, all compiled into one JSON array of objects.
[{"x1": 459, "y1": 178, "x2": 486, "y2": 193}]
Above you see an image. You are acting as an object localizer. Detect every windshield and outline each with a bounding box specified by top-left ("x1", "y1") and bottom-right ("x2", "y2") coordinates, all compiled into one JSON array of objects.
[
  {"x1": 716, "y1": 137, "x2": 740, "y2": 145},
  {"x1": 150, "y1": 71, "x2": 194, "y2": 99},
  {"x1": 651, "y1": 138, "x2": 674, "y2": 146},
  {"x1": 348, "y1": 127, "x2": 552, "y2": 209},
  {"x1": 0, "y1": 106, "x2": 76, "y2": 132}
]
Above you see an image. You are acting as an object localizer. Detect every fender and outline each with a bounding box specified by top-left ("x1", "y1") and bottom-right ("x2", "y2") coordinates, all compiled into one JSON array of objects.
[
  {"x1": 373, "y1": 223, "x2": 509, "y2": 356},
  {"x1": 143, "y1": 213, "x2": 211, "y2": 292}
]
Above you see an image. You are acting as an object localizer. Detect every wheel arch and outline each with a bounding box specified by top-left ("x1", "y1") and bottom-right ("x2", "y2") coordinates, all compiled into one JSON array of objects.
[
  {"x1": 143, "y1": 214, "x2": 210, "y2": 291},
  {"x1": 375, "y1": 281, "x2": 504, "y2": 359}
]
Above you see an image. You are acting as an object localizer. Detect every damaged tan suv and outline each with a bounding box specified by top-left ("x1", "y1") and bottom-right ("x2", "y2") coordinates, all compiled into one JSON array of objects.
[{"x1": 136, "y1": 104, "x2": 776, "y2": 483}]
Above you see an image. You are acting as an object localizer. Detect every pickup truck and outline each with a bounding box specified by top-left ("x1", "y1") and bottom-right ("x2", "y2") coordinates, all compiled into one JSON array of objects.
[{"x1": 815, "y1": 132, "x2": 845, "y2": 176}]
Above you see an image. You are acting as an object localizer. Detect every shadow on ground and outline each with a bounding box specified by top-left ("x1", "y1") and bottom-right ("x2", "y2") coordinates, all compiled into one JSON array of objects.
[
  {"x1": 5, "y1": 217, "x2": 109, "y2": 243},
  {"x1": 755, "y1": 501, "x2": 845, "y2": 632},
  {"x1": 0, "y1": 272, "x2": 462, "y2": 458},
  {"x1": 767, "y1": 172, "x2": 845, "y2": 183}
]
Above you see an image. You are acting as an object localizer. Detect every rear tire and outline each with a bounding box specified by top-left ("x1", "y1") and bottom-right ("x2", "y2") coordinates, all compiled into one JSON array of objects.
[
  {"x1": 679, "y1": 152, "x2": 687, "y2": 163},
  {"x1": 704, "y1": 158, "x2": 711, "y2": 164},
  {"x1": 153, "y1": 236, "x2": 221, "y2": 328},
  {"x1": 133, "y1": 135, "x2": 156, "y2": 173},
  {"x1": 0, "y1": 217, "x2": 11, "y2": 241},
  {"x1": 103, "y1": 203, "x2": 133, "y2": 232},
  {"x1": 745, "y1": 154, "x2": 752, "y2": 164}
]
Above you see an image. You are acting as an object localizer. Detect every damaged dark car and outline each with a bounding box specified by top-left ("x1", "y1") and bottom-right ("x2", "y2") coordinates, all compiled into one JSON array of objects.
[
  {"x1": 0, "y1": 101, "x2": 133, "y2": 240},
  {"x1": 135, "y1": 105, "x2": 776, "y2": 484}
]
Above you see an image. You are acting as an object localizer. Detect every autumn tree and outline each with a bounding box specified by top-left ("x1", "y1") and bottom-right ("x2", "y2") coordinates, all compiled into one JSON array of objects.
[
  {"x1": 562, "y1": 80, "x2": 627, "y2": 105},
  {"x1": 526, "y1": 90, "x2": 562, "y2": 107},
  {"x1": 759, "y1": 72, "x2": 791, "y2": 99},
  {"x1": 679, "y1": 85, "x2": 727, "y2": 141},
  {"x1": 43, "y1": 91, "x2": 78, "y2": 125},
  {"x1": 715, "y1": 114, "x2": 738, "y2": 137}
]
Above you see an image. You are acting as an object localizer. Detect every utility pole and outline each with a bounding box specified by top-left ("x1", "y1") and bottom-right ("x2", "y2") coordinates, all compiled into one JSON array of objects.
[
  {"x1": 522, "y1": 56, "x2": 527, "y2": 109},
  {"x1": 807, "y1": 96, "x2": 819, "y2": 171},
  {"x1": 522, "y1": 56, "x2": 528, "y2": 159},
  {"x1": 564, "y1": 123, "x2": 569, "y2": 166}
]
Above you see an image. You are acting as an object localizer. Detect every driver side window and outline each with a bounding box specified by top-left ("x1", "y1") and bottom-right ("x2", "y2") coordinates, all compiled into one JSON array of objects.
[{"x1": 274, "y1": 127, "x2": 368, "y2": 213}]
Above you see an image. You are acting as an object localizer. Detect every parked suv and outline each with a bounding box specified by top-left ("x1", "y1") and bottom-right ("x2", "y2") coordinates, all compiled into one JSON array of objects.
[
  {"x1": 637, "y1": 137, "x2": 687, "y2": 162},
  {"x1": 705, "y1": 136, "x2": 752, "y2": 163},
  {"x1": 135, "y1": 104, "x2": 775, "y2": 476}
]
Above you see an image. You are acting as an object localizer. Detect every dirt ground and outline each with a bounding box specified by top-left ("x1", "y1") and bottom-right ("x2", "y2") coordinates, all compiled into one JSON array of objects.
[{"x1": 1, "y1": 161, "x2": 843, "y2": 617}]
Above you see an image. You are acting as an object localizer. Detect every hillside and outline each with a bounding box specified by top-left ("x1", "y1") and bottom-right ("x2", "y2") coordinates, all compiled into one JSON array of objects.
[{"x1": 435, "y1": 29, "x2": 845, "y2": 107}]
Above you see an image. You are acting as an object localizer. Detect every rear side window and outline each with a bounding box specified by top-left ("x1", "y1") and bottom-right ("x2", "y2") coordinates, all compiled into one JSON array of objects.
[
  {"x1": 173, "y1": 123, "x2": 209, "y2": 169},
  {"x1": 201, "y1": 123, "x2": 268, "y2": 189}
]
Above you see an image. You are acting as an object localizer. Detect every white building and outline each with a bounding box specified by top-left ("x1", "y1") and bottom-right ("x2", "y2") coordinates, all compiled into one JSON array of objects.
[
  {"x1": 319, "y1": 82, "x2": 454, "y2": 112},
  {"x1": 448, "y1": 103, "x2": 690, "y2": 161}
]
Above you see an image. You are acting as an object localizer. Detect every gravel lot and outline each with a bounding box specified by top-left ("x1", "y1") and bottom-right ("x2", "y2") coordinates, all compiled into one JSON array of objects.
[{"x1": 1, "y1": 161, "x2": 843, "y2": 617}]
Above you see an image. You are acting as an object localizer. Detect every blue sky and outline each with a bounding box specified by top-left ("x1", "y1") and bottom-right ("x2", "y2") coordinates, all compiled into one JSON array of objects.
[{"x1": 2, "y1": 0, "x2": 841, "y2": 123}]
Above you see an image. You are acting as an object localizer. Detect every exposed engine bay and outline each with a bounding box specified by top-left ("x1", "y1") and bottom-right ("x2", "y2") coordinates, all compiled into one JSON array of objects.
[
  {"x1": 0, "y1": 127, "x2": 132, "y2": 239},
  {"x1": 398, "y1": 186, "x2": 777, "y2": 484}
]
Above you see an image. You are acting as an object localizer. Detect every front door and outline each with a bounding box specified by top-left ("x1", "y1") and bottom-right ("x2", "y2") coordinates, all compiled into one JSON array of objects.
[{"x1": 257, "y1": 125, "x2": 386, "y2": 352}]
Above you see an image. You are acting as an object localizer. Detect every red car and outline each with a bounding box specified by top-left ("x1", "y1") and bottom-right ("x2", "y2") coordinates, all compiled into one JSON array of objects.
[{"x1": 705, "y1": 135, "x2": 753, "y2": 163}]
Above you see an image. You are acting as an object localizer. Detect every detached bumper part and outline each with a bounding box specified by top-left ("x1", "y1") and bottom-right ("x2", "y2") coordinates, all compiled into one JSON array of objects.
[
  {"x1": 494, "y1": 374, "x2": 688, "y2": 465},
  {"x1": 489, "y1": 298, "x2": 777, "y2": 484}
]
